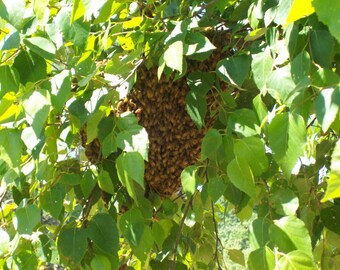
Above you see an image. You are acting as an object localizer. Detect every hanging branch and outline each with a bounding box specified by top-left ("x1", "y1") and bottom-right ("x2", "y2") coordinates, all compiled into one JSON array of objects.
[
  {"x1": 211, "y1": 201, "x2": 223, "y2": 270},
  {"x1": 170, "y1": 194, "x2": 194, "y2": 270}
]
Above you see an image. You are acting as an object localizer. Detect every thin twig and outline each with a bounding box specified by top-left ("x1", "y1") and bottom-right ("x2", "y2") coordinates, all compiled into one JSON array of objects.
[
  {"x1": 211, "y1": 201, "x2": 223, "y2": 270},
  {"x1": 170, "y1": 194, "x2": 194, "y2": 270}
]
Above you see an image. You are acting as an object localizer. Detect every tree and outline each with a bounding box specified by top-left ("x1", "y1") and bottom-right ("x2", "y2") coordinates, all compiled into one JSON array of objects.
[{"x1": 0, "y1": 0, "x2": 339, "y2": 269}]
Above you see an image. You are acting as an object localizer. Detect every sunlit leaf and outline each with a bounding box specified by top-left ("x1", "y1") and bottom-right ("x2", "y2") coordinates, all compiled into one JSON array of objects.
[
  {"x1": 13, "y1": 204, "x2": 40, "y2": 235},
  {"x1": 268, "y1": 113, "x2": 306, "y2": 178},
  {"x1": 0, "y1": 0, "x2": 25, "y2": 29},
  {"x1": 234, "y1": 137, "x2": 268, "y2": 176},
  {"x1": 247, "y1": 246, "x2": 275, "y2": 270},
  {"x1": 98, "y1": 170, "x2": 115, "y2": 195},
  {"x1": 216, "y1": 55, "x2": 251, "y2": 87},
  {"x1": 286, "y1": 0, "x2": 315, "y2": 25},
  {"x1": 269, "y1": 216, "x2": 313, "y2": 257},
  {"x1": 315, "y1": 87, "x2": 340, "y2": 132},
  {"x1": 0, "y1": 229, "x2": 10, "y2": 258},
  {"x1": 227, "y1": 156, "x2": 256, "y2": 199},
  {"x1": 251, "y1": 51, "x2": 273, "y2": 91},
  {"x1": 249, "y1": 218, "x2": 272, "y2": 249},
  {"x1": 313, "y1": 0, "x2": 340, "y2": 43},
  {"x1": 181, "y1": 165, "x2": 198, "y2": 197},
  {"x1": 277, "y1": 250, "x2": 316, "y2": 270},
  {"x1": 164, "y1": 41, "x2": 183, "y2": 73},
  {"x1": 23, "y1": 37, "x2": 56, "y2": 60},
  {"x1": 0, "y1": 65, "x2": 19, "y2": 98}
]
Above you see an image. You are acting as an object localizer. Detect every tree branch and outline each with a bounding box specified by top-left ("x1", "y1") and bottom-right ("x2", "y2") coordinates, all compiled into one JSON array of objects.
[
  {"x1": 211, "y1": 201, "x2": 223, "y2": 270},
  {"x1": 170, "y1": 194, "x2": 194, "y2": 270}
]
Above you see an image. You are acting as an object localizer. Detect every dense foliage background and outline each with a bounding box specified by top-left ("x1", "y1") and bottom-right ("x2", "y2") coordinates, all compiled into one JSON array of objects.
[{"x1": 0, "y1": 0, "x2": 339, "y2": 269}]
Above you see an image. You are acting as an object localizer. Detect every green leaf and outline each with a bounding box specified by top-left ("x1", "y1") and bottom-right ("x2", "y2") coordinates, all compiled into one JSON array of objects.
[
  {"x1": 266, "y1": 65, "x2": 297, "y2": 105},
  {"x1": 322, "y1": 140, "x2": 340, "y2": 201},
  {"x1": 59, "y1": 173, "x2": 81, "y2": 186},
  {"x1": 310, "y1": 30, "x2": 334, "y2": 68},
  {"x1": 277, "y1": 250, "x2": 316, "y2": 270},
  {"x1": 186, "y1": 91, "x2": 207, "y2": 129},
  {"x1": 40, "y1": 184, "x2": 65, "y2": 219},
  {"x1": 51, "y1": 70, "x2": 72, "y2": 113},
  {"x1": 315, "y1": 87, "x2": 340, "y2": 132},
  {"x1": 234, "y1": 137, "x2": 268, "y2": 176},
  {"x1": 273, "y1": 0, "x2": 293, "y2": 25},
  {"x1": 269, "y1": 216, "x2": 313, "y2": 257},
  {"x1": 291, "y1": 51, "x2": 311, "y2": 84},
  {"x1": 152, "y1": 219, "x2": 173, "y2": 248},
  {"x1": 187, "y1": 72, "x2": 215, "y2": 96},
  {"x1": 132, "y1": 225, "x2": 153, "y2": 261},
  {"x1": 0, "y1": 0, "x2": 25, "y2": 29},
  {"x1": 268, "y1": 113, "x2": 306, "y2": 178},
  {"x1": 185, "y1": 32, "x2": 216, "y2": 61},
  {"x1": 94, "y1": 0, "x2": 123, "y2": 23},
  {"x1": 201, "y1": 129, "x2": 222, "y2": 160},
  {"x1": 249, "y1": 218, "x2": 272, "y2": 249},
  {"x1": 313, "y1": 0, "x2": 340, "y2": 43},
  {"x1": 251, "y1": 51, "x2": 273, "y2": 91},
  {"x1": 312, "y1": 68, "x2": 339, "y2": 88},
  {"x1": 253, "y1": 94, "x2": 268, "y2": 124},
  {"x1": 216, "y1": 55, "x2": 251, "y2": 87},
  {"x1": 245, "y1": 28, "x2": 267, "y2": 41},
  {"x1": 71, "y1": 0, "x2": 85, "y2": 23},
  {"x1": 58, "y1": 228, "x2": 87, "y2": 265},
  {"x1": 228, "y1": 249, "x2": 245, "y2": 266},
  {"x1": 22, "y1": 89, "x2": 50, "y2": 137},
  {"x1": 270, "y1": 188, "x2": 299, "y2": 216},
  {"x1": 33, "y1": 0, "x2": 49, "y2": 22},
  {"x1": 0, "y1": 92, "x2": 19, "y2": 123},
  {"x1": 227, "y1": 156, "x2": 256, "y2": 199},
  {"x1": 0, "y1": 229, "x2": 10, "y2": 258},
  {"x1": 0, "y1": 65, "x2": 19, "y2": 98},
  {"x1": 117, "y1": 112, "x2": 138, "y2": 130},
  {"x1": 55, "y1": 7, "x2": 90, "y2": 49},
  {"x1": 247, "y1": 246, "x2": 275, "y2": 270},
  {"x1": 119, "y1": 208, "x2": 145, "y2": 248},
  {"x1": 23, "y1": 37, "x2": 56, "y2": 60},
  {"x1": 81, "y1": 169, "x2": 97, "y2": 199},
  {"x1": 117, "y1": 125, "x2": 149, "y2": 161},
  {"x1": 86, "y1": 110, "x2": 105, "y2": 143},
  {"x1": 320, "y1": 205, "x2": 340, "y2": 235},
  {"x1": 207, "y1": 176, "x2": 226, "y2": 202},
  {"x1": 98, "y1": 170, "x2": 115, "y2": 195},
  {"x1": 164, "y1": 41, "x2": 183, "y2": 73},
  {"x1": 87, "y1": 213, "x2": 119, "y2": 256},
  {"x1": 13, "y1": 50, "x2": 47, "y2": 85},
  {"x1": 0, "y1": 23, "x2": 20, "y2": 50},
  {"x1": 181, "y1": 165, "x2": 198, "y2": 197},
  {"x1": 13, "y1": 204, "x2": 40, "y2": 235},
  {"x1": 0, "y1": 129, "x2": 22, "y2": 168},
  {"x1": 116, "y1": 152, "x2": 145, "y2": 201},
  {"x1": 228, "y1": 109, "x2": 261, "y2": 137},
  {"x1": 91, "y1": 255, "x2": 111, "y2": 270}
]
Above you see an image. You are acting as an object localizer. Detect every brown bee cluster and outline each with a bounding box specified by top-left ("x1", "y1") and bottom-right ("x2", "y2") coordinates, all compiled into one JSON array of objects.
[
  {"x1": 80, "y1": 130, "x2": 102, "y2": 164},
  {"x1": 82, "y1": 31, "x2": 231, "y2": 195}
]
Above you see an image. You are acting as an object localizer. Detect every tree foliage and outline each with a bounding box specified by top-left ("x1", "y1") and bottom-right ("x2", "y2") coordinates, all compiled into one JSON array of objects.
[{"x1": 0, "y1": 0, "x2": 339, "y2": 269}]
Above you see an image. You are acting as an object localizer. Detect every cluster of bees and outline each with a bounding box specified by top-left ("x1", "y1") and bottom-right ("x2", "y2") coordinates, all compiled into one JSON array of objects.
[{"x1": 82, "y1": 32, "x2": 230, "y2": 195}]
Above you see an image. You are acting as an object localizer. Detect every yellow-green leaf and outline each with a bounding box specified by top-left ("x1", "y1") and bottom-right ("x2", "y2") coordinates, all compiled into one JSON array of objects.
[
  {"x1": 123, "y1": 17, "x2": 143, "y2": 29},
  {"x1": 286, "y1": 0, "x2": 315, "y2": 25}
]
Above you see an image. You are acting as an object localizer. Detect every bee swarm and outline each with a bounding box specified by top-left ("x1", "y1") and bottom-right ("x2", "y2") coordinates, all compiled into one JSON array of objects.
[{"x1": 83, "y1": 33, "x2": 230, "y2": 195}]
